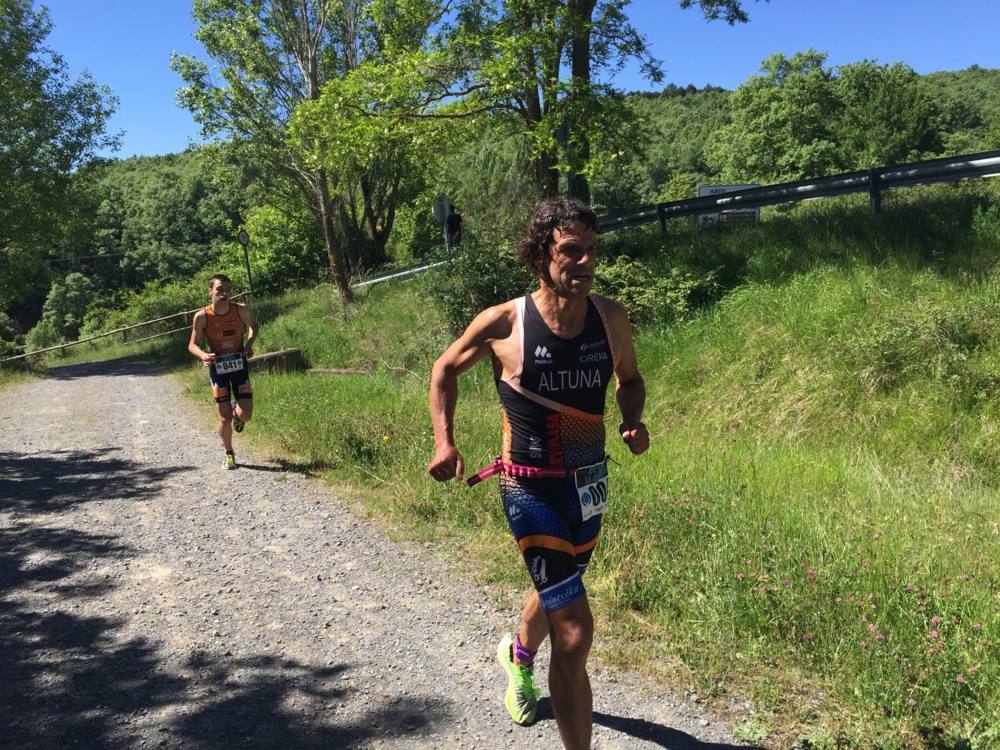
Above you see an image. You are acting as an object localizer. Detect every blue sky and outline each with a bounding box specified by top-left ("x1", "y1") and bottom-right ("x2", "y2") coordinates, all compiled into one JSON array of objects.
[{"x1": 40, "y1": 0, "x2": 1000, "y2": 158}]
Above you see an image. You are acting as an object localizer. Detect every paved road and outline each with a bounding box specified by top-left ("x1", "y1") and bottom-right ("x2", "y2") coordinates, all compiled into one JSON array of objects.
[{"x1": 0, "y1": 359, "x2": 754, "y2": 749}]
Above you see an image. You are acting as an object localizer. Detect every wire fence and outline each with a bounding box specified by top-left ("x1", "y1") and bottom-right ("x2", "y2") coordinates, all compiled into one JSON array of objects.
[
  {"x1": 1, "y1": 292, "x2": 251, "y2": 364},
  {"x1": 1, "y1": 254, "x2": 456, "y2": 365}
]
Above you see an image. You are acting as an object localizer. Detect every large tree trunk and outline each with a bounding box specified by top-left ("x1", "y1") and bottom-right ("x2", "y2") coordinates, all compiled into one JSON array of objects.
[
  {"x1": 315, "y1": 170, "x2": 353, "y2": 304},
  {"x1": 535, "y1": 152, "x2": 560, "y2": 197},
  {"x1": 567, "y1": 0, "x2": 596, "y2": 204}
]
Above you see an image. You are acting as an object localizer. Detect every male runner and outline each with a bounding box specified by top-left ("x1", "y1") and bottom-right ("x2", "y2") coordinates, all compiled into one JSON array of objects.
[
  {"x1": 428, "y1": 196, "x2": 649, "y2": 750},
  {"x1": 187, "y1": 274, "x2": 258, "y2": 469}
]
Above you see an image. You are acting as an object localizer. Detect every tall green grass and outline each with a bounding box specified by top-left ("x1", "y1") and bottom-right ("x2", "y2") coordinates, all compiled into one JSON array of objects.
[{"x1": 595, "y1": 264, "x2": 999, "y2": 747}]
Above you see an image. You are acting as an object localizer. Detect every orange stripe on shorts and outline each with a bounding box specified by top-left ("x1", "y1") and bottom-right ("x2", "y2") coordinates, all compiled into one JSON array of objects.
[
  {"x1": 574, "y1": 536, "x2": 599, "y2": 555},
  {"x1": 517, "y1": 534, "x2": 576, "y2": 556}
]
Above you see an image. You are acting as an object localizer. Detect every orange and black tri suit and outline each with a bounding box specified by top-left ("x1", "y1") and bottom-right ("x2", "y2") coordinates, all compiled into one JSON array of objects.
[
  {"x1": 204, "y1": 303, "x2": 252, "y2": 404},
  {"x1": 489, "y1": 294, "x2": 616, "y2": 611}
]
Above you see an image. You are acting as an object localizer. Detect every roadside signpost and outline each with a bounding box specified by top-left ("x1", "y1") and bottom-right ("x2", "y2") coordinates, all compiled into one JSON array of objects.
[
  {"x1": 432, "y1": 194, "x2": 452, "y2": 252},
  {"x1": 697, "y1": 184, "x2": 760, "y2": 227}
]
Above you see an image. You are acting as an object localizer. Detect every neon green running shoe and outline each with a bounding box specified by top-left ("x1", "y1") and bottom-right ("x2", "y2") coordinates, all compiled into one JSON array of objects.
[
  {"x1": 225, "y1": 452, "x2": 237, "y2": 470},
  {"x1": 233, "y1": 415, "x2": 245, "y2": 433},
  {"x1": 497, "y1": 633, "x2": 539, "y2": 725}
]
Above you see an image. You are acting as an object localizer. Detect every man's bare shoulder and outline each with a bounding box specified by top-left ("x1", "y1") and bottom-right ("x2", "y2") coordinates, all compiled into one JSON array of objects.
[
  {"x1": 192, "y1": 308, "x2": 207, "y2": 324},
  {"x1": 472, "y1": 299, "x2": 518, "y2": 339}
]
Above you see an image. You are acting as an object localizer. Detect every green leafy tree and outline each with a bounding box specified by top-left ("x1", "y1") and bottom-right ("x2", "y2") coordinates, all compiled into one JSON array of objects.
[
  {"x1": 833, "y1": 60, "x2": 941, "y2": 167},
  {"x1": 288, "y1": 0, "x2": 446, "y2": 274},
  {"x1": 0, "y1": 0, "x2": 118, "y2": 310},
  {"x1": 347, "y1": 0, "x2": 755, "y2": 205},
  {"x1": 709, "y1": 51, "x2": 960, "y2": 184},
  {"x1": 708, "y1": 50, "x2": 841, "y2": 183},
  {"x1": 24, "y1": 319, "x2": 63, "y2": 353},
  {"x1": 88, "y1": 153, "x2": 233, "y2": 288},
  {"x1": 40, "y1": 272, "x2": 95, "y2": 340},
  {"x1": 174, "y1": 0, "x2": 424, "y2": 301}
]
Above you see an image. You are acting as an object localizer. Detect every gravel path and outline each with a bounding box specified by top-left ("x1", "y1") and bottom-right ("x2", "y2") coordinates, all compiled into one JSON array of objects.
[{"x1": 0, "y1": 359, "x2": 756, "y2": 749}]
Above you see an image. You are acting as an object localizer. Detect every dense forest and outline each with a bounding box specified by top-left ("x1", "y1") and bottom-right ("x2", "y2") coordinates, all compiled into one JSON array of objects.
[{"x1": 2, "y1": 0, "x2": 999, "y2": 357}]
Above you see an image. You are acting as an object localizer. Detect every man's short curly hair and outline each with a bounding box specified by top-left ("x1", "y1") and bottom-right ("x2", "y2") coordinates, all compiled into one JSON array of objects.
[{"x1": 517, "y1": 196, "x2": 597, "y2": 274}]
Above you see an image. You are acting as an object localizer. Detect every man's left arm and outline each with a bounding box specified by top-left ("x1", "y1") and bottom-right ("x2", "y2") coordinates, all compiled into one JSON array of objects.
[
  {"x1": 607, "y1": 302, "x2": 649, "y2": 455},
  {"x1": 238, "y1": 304, "x2": 258, "y2": 359}
]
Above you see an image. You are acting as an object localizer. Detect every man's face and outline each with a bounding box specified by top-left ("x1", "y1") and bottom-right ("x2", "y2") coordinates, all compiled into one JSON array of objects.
[
  {"x1": 209, "y1": 280, "x2": 231, "y2": 304},
  {"x1": 543, "y1": 221, "x2": 598, "y2": 299}
]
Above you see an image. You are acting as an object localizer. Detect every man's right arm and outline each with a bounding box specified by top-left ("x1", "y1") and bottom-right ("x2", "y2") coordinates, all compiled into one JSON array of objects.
[
  {"x1": 187, "y1": 312, "x2": 212, "y2": 366},
  {"x1": 427, "y1": 304, "x2": 513, "y2": 482}
]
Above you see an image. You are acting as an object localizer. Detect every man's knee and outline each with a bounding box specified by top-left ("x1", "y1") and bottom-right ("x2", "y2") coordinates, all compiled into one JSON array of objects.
[{"x1": 549, "y1": 606, "x2": 594, "y2": 663}]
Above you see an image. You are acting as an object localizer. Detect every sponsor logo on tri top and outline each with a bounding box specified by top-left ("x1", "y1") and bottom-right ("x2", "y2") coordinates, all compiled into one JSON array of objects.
[
  {"x1": 579, "y1": 351, "x2": 609, "y2": 364},
  {"x1": 534, "y1": 345, "x2": 553, "y2": 364},
  {"x1": 580, "y1": 339, "x2": 606, "y2": 351},
  {"x1": 538, "y1": 369, "x2": 603, "y2": 392},
  {"x1": 528, "y1": 434, "x2": 543, "y2": 459}
]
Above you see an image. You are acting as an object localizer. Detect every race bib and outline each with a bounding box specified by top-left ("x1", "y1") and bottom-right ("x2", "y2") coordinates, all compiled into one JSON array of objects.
[
  {"x1": 575, "y1": 459, "x2": 609, "y2": 522},
  {"x1": 215, "y1": 353, "x2": 245, "y2": 374}
]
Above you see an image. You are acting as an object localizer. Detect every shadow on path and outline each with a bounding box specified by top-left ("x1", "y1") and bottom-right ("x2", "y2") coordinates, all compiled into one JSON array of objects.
[
  {"x1": 43, "y1": 355, "x2": 179, "y2": 381},
  {"x1": 534, "y1": 698, "x2": 766, "y2": 749},
  {"x1": 236, "y1": 458, "x2": 331, "y2": 478},
  {"x1": 0, "y1": 447, "x2": 194, "y2": 513},
  {"x1": 0, "y1": 450, "x2": 452, "y2": 749}
]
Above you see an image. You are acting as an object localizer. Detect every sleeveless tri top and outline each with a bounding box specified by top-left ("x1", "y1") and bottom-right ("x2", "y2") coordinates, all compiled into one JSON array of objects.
[
  {"x1": 496, "y1": 294, "x2": 617, "y2": 471},
  {"x1": 203, "y1": 303, "x2": 245, "y2": 355}
]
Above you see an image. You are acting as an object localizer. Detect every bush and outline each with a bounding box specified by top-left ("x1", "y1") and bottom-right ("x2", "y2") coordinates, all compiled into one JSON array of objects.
[
  {"x1": 80, "y1": 274, "x2": 216, "y2": 340},
  {"x1": 972, "y1": 202, "x2": 1000, "y2": 245},
  {"x1": 219, "y1": 203, "x2": 327, "y2": 293},
  {"x1": 427, "y1": 239, "x2": 534, "y2": 332},
  {"x1": 594, "y1": 255, "x2": 717, "y2": 327}
]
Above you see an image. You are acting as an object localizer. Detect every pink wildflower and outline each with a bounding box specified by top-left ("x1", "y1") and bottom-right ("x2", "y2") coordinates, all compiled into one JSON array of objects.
[{"x1": 956, "y1": 675, "x2": 965, "y2": 685}]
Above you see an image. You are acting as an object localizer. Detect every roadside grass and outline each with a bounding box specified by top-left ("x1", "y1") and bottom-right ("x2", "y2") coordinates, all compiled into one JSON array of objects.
[
  {"x1": 0, "y1": 365, "x2": 36, "y2": 392},
  {"x1": 53, "y1": 190, "x2": 1000, "y2": 748}
]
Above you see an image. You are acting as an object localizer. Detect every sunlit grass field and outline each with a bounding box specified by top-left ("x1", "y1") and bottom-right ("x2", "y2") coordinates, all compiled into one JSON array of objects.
[{"x1": 44, "y1": 191, "x2": 1000, "y2": 748}]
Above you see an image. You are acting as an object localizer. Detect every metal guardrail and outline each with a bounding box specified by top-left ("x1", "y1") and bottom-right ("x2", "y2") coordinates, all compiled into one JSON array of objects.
[
  {"x1": 350, "y1": 258, "x2": 448, "y2": 288},
  {"x1": 597, "y1": 149, "x2": 1000, "y2": 233}
]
